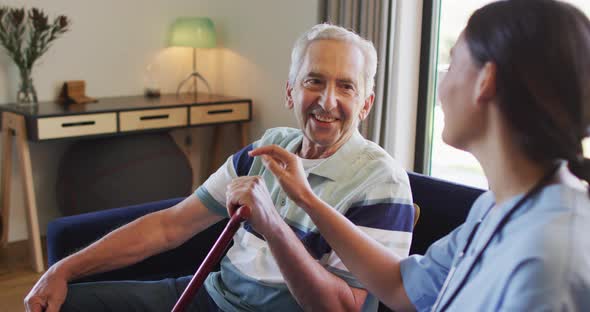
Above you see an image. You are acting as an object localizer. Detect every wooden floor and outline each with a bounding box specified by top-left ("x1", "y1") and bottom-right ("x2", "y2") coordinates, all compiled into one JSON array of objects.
[{"x1": 0, "y1": 239, "x2": 46, "y2": 312}]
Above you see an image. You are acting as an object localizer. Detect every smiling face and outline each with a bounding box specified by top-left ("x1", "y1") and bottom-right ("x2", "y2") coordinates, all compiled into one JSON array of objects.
[
  {"x1": 438, "y1": 33, "x2": 487, "y2": 151},
  {"x1": 287, "y1": 39, "x2": 374, "y2": 158}
]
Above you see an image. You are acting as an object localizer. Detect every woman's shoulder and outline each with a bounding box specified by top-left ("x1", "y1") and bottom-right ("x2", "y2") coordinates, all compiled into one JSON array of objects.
[
  {"x1": 534, "y1": 182, "x2": 589, "y2": 215},
  {"x1": 509, "y1": 183, "x2": 589, "y2": 273}
]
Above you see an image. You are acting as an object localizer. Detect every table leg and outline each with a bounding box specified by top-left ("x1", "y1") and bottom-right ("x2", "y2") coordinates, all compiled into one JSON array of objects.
[
  {"x1": 210, "y1": 125, "x2": 223, "y2": 174},
  {"x1": 210, "y1": 122, "x2": 250, "y2": 174},
  {"x1": 240, "y1": 122, "x2": 249, "y2": 148},
  {"x1": 2, "y1": 112, "x2": 44, "y2": 272},
  {"x1": 1, "y1": 113, "x2": 14, "y2": 247}
]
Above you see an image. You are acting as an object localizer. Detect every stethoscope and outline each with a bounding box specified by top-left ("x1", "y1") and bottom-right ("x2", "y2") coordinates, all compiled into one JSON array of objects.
[{"x1": 430, "y1": 163, "x2": 561, "y2": 312}]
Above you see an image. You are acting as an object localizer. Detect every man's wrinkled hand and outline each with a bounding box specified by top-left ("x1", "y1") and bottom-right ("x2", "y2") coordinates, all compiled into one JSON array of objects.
[
  {"x1": 226, "y1": 176, "x2": 282, "y2": 237},
  {"x1": 24, "y1": 268, "x2": 68, "y2": 312}
]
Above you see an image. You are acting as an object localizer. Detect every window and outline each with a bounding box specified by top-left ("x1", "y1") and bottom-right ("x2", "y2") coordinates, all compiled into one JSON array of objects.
[{"x1": 420, "y1": 0, "x2": 590, "y2": 188}]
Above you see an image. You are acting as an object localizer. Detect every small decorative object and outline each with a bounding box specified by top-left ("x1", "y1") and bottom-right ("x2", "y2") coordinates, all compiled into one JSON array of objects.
[
  {"x1": 144, "y1": 88, "x2": 161, "y2": 98},
  {"x1": 144, "y1": 63, "x2": 161, "y2": 98},
  {"x1": 168, "y1": 17, "x2": 216, "y2": 98},
  {"x1": 58, "y1": 80, "x2": 97, "y2": 105},
  {"x1": 0, "y1": 7, "x2": 69, "y2": 106}
]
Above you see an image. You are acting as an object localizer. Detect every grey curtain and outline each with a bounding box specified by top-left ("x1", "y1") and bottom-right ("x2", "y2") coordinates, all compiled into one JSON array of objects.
[{"x1": 318, "y1": 0, "x2": 395, "y2": 146}]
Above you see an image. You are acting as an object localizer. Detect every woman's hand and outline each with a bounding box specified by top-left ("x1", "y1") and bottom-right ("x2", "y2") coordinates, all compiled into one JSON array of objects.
[{"x1": 249, "y1": 145, "x2": 314, "y2": 209}]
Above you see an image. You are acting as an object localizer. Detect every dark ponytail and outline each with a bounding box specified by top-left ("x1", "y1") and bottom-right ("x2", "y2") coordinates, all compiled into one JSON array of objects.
[
  {"x1": 464, "y1": 0, "x2": 590, "y2": 191},
  {"x1": 566, "y1": 140, "x2": 590, "y2": 185},
  {"x1": 568, "y1": 154, "x2": 590, "y2": 186}
]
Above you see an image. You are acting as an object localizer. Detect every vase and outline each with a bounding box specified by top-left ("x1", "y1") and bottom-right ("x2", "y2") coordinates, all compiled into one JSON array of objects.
[{"x1": 16, "y1": 69, "x2": 38, "y2": 106}]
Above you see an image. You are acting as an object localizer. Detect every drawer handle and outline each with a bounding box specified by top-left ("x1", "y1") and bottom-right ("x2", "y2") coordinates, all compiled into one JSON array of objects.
[
  {"x1": 207, "y1": 109, "x2": 233, "y2": 115},
  {"x1": 62, "y1": 121, "x2": 96, "y2": 127},
  {"x1": 140, "y1": 114, "x2": 169, "y2": 121}
]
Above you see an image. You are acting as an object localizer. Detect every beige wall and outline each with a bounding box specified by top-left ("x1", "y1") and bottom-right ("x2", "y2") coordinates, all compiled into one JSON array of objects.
[
  {"x1": 0, "y1": 0, "x2": 318, "y2": 242},
  {"x1": 385, "y1": 0, "x2": 423, "y2": 170}
]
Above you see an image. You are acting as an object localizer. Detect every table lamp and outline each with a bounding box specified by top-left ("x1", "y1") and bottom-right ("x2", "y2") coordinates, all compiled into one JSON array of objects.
[{"x1": 168, "y1": 17, "x2": 216, "y2": 97}]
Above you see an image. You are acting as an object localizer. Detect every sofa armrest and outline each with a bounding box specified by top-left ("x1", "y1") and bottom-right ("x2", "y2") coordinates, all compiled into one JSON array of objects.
[{"x1": 47, "y1": 197, "x2": 228, "y2": 282}]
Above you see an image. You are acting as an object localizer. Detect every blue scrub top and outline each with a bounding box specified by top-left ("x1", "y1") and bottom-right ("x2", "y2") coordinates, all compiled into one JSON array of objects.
[{"x1": 400, "y1": 176, "x2": 590, "y2": 311}]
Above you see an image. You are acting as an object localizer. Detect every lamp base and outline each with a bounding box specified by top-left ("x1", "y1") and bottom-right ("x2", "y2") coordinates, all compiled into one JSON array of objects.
[{"x1": 176, "y1": 71, "x2": 211, "y2": 98}]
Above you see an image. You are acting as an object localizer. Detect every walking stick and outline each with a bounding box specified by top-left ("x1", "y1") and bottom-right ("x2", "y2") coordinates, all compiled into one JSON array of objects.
[{"x1": 171, "y1": 206, "x2": 250, "y2": 312}]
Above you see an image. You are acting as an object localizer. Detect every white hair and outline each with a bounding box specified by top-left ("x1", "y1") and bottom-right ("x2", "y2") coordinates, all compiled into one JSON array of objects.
[{"x1": 288, "y1": 23, "x2": 378, "y2": 98}]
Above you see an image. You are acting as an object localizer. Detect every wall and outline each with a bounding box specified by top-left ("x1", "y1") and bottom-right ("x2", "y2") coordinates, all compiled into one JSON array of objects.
[{"x1": 0, "y1": 0, "x2": 318, "y2": 242}]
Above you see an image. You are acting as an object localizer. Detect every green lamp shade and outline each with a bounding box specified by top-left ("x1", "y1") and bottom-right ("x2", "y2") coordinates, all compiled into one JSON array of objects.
[{"x1": 168, "y1": 17, "x2": 216, "y2": 48}]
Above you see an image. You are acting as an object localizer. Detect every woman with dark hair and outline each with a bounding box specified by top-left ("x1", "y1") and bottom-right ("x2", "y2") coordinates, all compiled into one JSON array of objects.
[{"x1": 227, "y1": 0, "x2": 590, "y2": 310}]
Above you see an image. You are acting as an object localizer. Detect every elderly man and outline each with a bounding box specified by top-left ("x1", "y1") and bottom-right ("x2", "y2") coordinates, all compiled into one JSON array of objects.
[{"x1": 25, "y1": 24, "x2": 414, "y2": 312}]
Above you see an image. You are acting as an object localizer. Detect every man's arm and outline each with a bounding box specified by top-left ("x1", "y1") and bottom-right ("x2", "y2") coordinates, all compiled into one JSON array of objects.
[
  {"x1": 24, "y1": 195, "x2": 222, "y2": 312},
  {"x1": 266, "y1": 216, "x2": 368, "y2": 311},
  {"x1": 58, "y1": 195, "x2": 221, "y2": 279},
  {"x1": 298, "y1": 194, "x2": 414, "y2": 312},
  {"x1": 227, "y1": 176, "x2": 367, "y2": 312},
  {"x1": 248, "y1": 146, "x2": 416, "y2": 312}
]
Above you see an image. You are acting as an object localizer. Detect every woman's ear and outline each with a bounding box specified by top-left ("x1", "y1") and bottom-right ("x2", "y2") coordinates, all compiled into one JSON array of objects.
[
  {"x1": 475, "y1": 62, "x2": 497, "y2": 104},
  {"x1": 285, "y1": 82, "x2": 294, "y2": 109}
]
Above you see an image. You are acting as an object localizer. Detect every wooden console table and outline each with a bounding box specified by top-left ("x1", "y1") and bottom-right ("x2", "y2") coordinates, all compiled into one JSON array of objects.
[{"x1": 0, "y1": 93, "x2": 252, "y2": 272}]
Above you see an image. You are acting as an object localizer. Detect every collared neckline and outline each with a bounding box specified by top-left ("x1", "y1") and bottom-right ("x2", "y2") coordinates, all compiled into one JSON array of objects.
[
  {"x1": 300, "y1": 129, "x2": 367, "y2": 181},
  {"x1": 436, "y1": 194, "x2": 522, "y2": 310}
]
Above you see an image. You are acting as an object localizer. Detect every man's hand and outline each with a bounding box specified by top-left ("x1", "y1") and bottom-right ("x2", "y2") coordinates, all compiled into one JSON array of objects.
[
  {"x1": 249, "y1": 145, "x2": 313, "y2": 208},
  {"x1": 24, "y1": 266, "x2": 69, "y2": 312},
  {"x1": 226, "y1": 176, "x2": 282, "y2": 237}
]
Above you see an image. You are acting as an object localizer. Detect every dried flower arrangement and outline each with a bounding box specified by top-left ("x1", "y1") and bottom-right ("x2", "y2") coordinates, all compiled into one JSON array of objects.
[{"x1": 0, "y1": 7, "x2": 69, "y2": 105}]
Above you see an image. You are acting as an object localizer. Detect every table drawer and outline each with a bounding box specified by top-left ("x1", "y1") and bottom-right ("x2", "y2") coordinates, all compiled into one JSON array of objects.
[
  {"x1": 37, "y1": 113, "x2": 117, "y2": 140},
  {"x1": 119, "y1": 107, "x2": 187, "y2": 132},
  {"x1": 190, "y1": 102, "x2": 250, "y2": 125}
]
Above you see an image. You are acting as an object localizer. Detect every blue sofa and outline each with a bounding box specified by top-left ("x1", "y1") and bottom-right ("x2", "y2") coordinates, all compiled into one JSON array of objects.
[{"x1": 47, "y1": 172, "x2": 484, "y2": 310}]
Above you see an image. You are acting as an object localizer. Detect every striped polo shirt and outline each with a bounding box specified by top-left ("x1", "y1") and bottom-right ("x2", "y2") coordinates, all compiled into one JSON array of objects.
[{"x1": 196, "y1": 127, "x2": 414, "y2": 312}]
